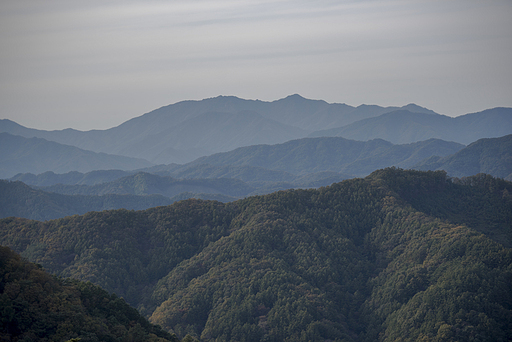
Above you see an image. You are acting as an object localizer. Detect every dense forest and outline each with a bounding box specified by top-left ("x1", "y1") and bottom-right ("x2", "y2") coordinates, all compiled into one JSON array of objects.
[
  {"x1": 0, "y1": 179, "x2": 174, "y2": 221},
  {"x1": 0, "y1": 246, "x2": 178, "y2": 341},
  {"x1": 1, "y1": 168, "x2": 511, "y2": 341}
]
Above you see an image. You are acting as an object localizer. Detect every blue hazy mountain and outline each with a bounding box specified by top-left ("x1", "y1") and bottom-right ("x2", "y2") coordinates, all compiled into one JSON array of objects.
[
  {"x1": 38, "y1": 172, "x2": 254, "y2": 199},
  {"x1": 9, "y1": 169, "x2": 136, "y2": 187},
  {"x1": 414, "y1": 134, "x2": 512, "y2": 180},
  {"x1": 185, "y1": 137, "x2": 465, "y2": 176},
  {"x1": 0, "y1": 132, "x2": 153, "y2": 179},
  {"x1": 310, "y1": 107, "x2": 512, "y2": 144},
  {"x1": 0, "y1": 179, "x2": 173, "y2": 221},
  {"x1": 0, "y1": 95, "x2": 442, "y2": 165}
]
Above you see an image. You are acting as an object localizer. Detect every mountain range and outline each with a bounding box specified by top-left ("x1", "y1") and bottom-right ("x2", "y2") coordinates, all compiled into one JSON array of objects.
[
  {"x1": 4, "y1": 134, "x2": 512, "y2": 221},
  {"x1": 1, "y1": 169, "x2": 511, "y2": 341},
  {"x1": 310, "y1": 107, "x2": 512, "y2": 144},
  {"x1": 0, "y1": 132, "x2": 152, "y2": 178},
  {"x1": 186, "y1": 137, "x2": 464, "y2": 176},
  {"x1": 2, "y1": 95, "x2": 510, "y2": 167},
  {"x1": 414, "y1": 133, "x2": 512, "y2": 180},
  {"x1": 0, "y1": 179, "x2": 174, "y2": 221},
  {"x1": 2, "y1": 94, "x2": 512, "y2": 341}
]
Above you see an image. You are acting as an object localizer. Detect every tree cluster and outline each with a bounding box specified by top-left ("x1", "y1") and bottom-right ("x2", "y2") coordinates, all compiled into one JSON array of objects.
[{"x1": 0, "y1": 168, "x2": 511, "y2": 341}]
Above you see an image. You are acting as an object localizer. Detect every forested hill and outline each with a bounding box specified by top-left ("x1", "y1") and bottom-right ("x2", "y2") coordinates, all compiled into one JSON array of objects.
[
  {"x1": 414, "y1": 133, "x2": 512, "y2": 180},
  {"x1": 0, "y1": 168, "x2": 511, "y2": 341},
  {"x1": 187, "y1": 137, "x2": 464, "y2": 175},
  {"x1": 0, "y1": 246, "x2": 179, "y2": 342},
  {"x1": 0, "y1": 179, "x2": 174, "y2": 221}
]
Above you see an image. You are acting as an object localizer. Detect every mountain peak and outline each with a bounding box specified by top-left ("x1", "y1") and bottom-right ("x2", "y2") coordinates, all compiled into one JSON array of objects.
[
  {"x1": 400, "y1": 103, "x2": 439, "y2": 115},
  {"x1": 285, "y1": 94, "x2": 305, "y2": 100}
]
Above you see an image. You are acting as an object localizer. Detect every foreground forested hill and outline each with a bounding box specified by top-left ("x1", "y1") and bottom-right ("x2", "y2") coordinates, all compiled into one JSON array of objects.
[
  {"x1": 0, "y1": 168, "x2": 511, "y2": 341},
  {"x1": 0, "y1": 246, "x2": 178, "y2": 342}
]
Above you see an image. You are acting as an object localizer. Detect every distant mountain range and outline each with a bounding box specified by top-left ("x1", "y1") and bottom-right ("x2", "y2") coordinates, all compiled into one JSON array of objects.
[
  {"x1": 310, "y1": 107, "x2": 512, "y2": 145},
  {"x1": 0, "y1": 179, "x2": 173, "y2": 221},
  {"x1": 2, "y1": 94, "x2": 512, "y2": 341},
  {"x1": 0, "y1": 132, "x2": 153, "y2": 179},
  {"x1": 4, "y1": 94, "x2": 508, "y2": 166},
  {"x1": 414, "y1": 134, "x2": 512, "y2": 180},
  {"x1": 2, "y1": 95, "x2": 511, "y2": 221},
  {"x1": 38, "y1": 172, "x2": 253, "y2": 198},
  {"x1": 186, "y1": 137, "x2": 464, "y2": 176},
  {"x1": 8, "y1": 133, "x2": 512, "y2": 220}
]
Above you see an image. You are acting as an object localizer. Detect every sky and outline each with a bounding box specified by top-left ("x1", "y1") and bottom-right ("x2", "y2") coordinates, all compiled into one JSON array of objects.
[{"x1": 1, "y1": 0, "x2": 511, "y2": 131}]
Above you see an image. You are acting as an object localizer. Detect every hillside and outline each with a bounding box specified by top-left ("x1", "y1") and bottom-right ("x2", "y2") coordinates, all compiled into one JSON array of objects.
[
  {"x1": 414, "y1": 134, "x2": 512, "y2": 180},
  {"x1": 9, "y1": 169, "x2": 135, "y2": 187},
  {"x1": 116, "y1": 110, "x2": 307, "y2": 164},
  {"x1": 0, "y1": 95, "x2": 443, "y2": 165},
  {"x1": 310, "y1": 107, "x2": 512, "y2": 145},
  {"x1": 0, "y1": 169, "x2": 511, "y2": 341},
  {"x1": 0, "y1": 179, "x2": 173, "y2": 221},
  {"x1": 39, "y1": 172, "x2": 255, "y2": 198},
  {"x1": 3, "y1": 171, "x2": 348, "y2": 220},
  {"x1": 0, "y1": 132, "x2": 153, "y2": 179},
  {"x1": 187, "y1": 137, "x2": 464, "y2": 176},
  {"x1": 0, "y1": 245, "x2": 178, "y2": 341},
  {"x1": 3, "y1": 137, "x2": 467, "y2": 220}
]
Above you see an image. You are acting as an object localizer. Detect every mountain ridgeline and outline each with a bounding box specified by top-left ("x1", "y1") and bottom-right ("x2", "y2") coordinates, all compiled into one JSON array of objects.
[
  {"x1": 186, "y1": 137, "x2": 464, "y2": 176},
  {"x1": 0, "y1": 179, "x2": 175, "y2": 221},
  {"x1": 0, "y1": 132, "x2": 153, "y2": 179},
  {"x1": 309, "y1": 107, "x2": 512, "y2": 145},
  {"x1": 5, "y1": 134, "x2": 512, "y2": 221},
  {"x1": 0, "y1": 246, "x2": 179, "y2": 342},
  {"x1": 1, "y1": 95, "x2": 511, "y2": 168},
  {"x1": 414, "y1": 133, "x2": 512, "y2": 180},
  {"x1": 1, "y1": 169, "x2": 511, "y2": 341}
]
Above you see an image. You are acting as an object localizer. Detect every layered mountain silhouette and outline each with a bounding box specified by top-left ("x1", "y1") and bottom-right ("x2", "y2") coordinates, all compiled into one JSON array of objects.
[
  {"x1": 2, "y1": 94, "x2": 494, "y2": 166},
  {"x1": 7, "y1": 133, "x2": 512, "y2": 221},
  {"x1": 38, "y1": 172, "x2": 253, "y2": 198},
  {"x1": 0, "y1": 179, "x2": 173, "y2": 221},
  {"x1": 414, "y1": 134, "x2": 512, "y2": 180},
  {"x1": 1, "y1": 94, "x2": 512, "y2": 341},
  {"x1": 9, "y1": 169, "x2": 135, "y2": 187},
  {"x1": 0, "y1": 132, "x2": 152, "y2": 179},
  {"x1": 311, "y1": 107, "x2": 512, "y2": 144},
  {"x1": 185, "y1": 137, "x2": 464, "y2": 176},
  {"x1": 4, "y1": 136, "x2": 468, "y2": 220}
]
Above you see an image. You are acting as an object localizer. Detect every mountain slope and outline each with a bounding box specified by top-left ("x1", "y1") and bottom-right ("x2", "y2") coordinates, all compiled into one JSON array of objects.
[
  {"x1": 0, "y1": 169, "x2": 510, "y2": 341},
  {"x1": 310, "y1": 107, "x2": 512, "y2": 145},
  {"x1": 0, "y1": 245, "x2": 178, "y2": 342},
  {"x1": 115, "y1": 110, "x2": 307, "y2": 164},
  {"x1": 0, "y1": 95, "x2": 440, "y2": 165},
  {"x1": 0, "y1": 179, "x2": 174, "y2": 221},
  {"x1": 0, "y1": 133, "x2": 153, "y2": 179},
  {"x1": 414, "y1": 134, "x2": 512, "y2": 180},
  {"x1": 188, "y1": 137, "x2": 464, "y2": 176},
  {"x1": 39, "y1": 172, "x2": 255, "y2": 198},
  {"x1": 9, "y1": 169, "x2": 135, "y2": 187}
]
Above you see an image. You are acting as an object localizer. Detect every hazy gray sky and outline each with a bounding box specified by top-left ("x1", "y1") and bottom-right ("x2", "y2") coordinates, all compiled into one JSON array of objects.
[{"x1": 1, "y1": 0, "x2": 511, "y2": 130}]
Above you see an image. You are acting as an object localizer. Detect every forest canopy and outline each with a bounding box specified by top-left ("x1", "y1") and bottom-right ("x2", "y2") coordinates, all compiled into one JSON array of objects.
[{"x1": 0, "y1": 168, "x2": 511, "y2": 341}]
